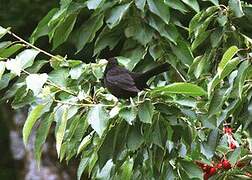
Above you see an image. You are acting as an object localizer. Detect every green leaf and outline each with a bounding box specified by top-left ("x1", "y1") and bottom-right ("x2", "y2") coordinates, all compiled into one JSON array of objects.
[
  {"x1": 0, "y1": 43, "x2": 24, "y2": 58},
  {"x1": 135, "y1": 0, "x2": 146, "y2": 11},
  {"x1": 35, "y1": 113, "x2": 54, "y2": 166},
  {"x1": 191, "y1": 30, "x2": 210, "y2": 51},
  {"x1": 148, "y1": 14, "x2": 178, "y2": 44},
  {"x1": 77, "y1": 133, "x2": 93, "y2": 155},
  {"x1": 98, "y1": 122, "x2": 128, "y2": 168},
  {"x1": 0, "y1": 62, "x2": 5, "y2": 80},
  {"x1": 189, "y1": 11, "x2": 203, "y2": 36},
  {"x1": 234, "y1": 60, "x2": 250, "y2": 98},
  {"x1": 0, "y1": 26, "x2": 10, "y2": 39},
  {"x1": 189, "y1": 55, "x2": 206, "y2": 79},
  {"x1": 0, "y1": 41, "x2": 11, "y2": 50},
  {"x1": 106, "y1": 3, "x2": 131, "y2": 29},
  {"x1": 138, "y1": 100, "x2": 154, "y2": 124},
  {"x1": 201, "y1": 129, "x2": 219, "y2": 158},
  {"x1": 164, "y1": 0, "x2": 188, "y2": 13},
  {"x1": 120, "y1": 158, "x2": 133, "y2": 180},
  {"x1": 180, "y1": 160, "x2": 202, "y2": 179},
  {"x1": 121, "y1": 42, "x2": 147, "y2": 70},
  {"x1": 127, "y1": 125, "x2": 144, "y2": 151},
  {"x1": 87, "y1": 105, "x2": 109, "y2": 137},
  {"x1": 218, "y1": 46, "x2": 238, "y2": 74},
  {"x1": 125, "y1": 20, "x2": 153, "y2": 46},
  {"x1": 229, "y1": 0, "x2": 244, "y2": 18},
  {"x1": 219, "y1": 57, "x2": 240, "y2": 79},
  {"x1": 151, "y1": 83, "x2": 207, "y2": 97},
  {"x1": 94, "y1": 27, "x2": 122, "y2": 55},
  {"x1": 30, "y1": 8, "x2": 59, "y2": 43},
  {"x1": 181, "y1": 0, "x2": 200, "y2": 12},
  {"x1": 147, "y1": 0, "x2": 170, "y2": 24},
  {"x1": 48, "y1": 69, "x2": 69, "y2": 87},
  {"x1": 77, "y1": 157, "x2": 89, "y2": 180},
  {"x1": 97, "y1": 160, "x2": 113, "y2": 179},
  {"x1": 119, "y1": 106, "x2": 137, "y2": 125},
  {"x1": 76, "y1": 14, "x2": 104, "y2": 53},
  {"x1": 55, "y1": 105, "x2": 68, "y2": 157},
  {"x1": 228, "y1": 147, "x2": 241, "y2": 166},
  {"x1": 23, "y1": 104, "x2": 46, "y2": 146},
  {"x1": 194, "y1": 16, "x2": 214, "y2": 38},
  {"x1": 0, "y1": 73, "x2": 14, "y2": 90},
  {"x1": 210, "y1": 28, "x2": 223, "y2": 48},
  {"x1": 208, "y1": 89, "x2": 225, "y2": 117},
  {"x1": 208, "y1": 58, "x2": 240, "y2": 96},
  {"x1": 53, "y1": 14, "x2": 77, "y2": 49},
  {"x1": 87, "y1": 0, "x2": 104, "y2": 10},
  {"x1": 26, "y1": 73, "x2": 48, "y2": 96},
  {"x1": 170, "y1": 39, "x2": 194, "y2": 66}
]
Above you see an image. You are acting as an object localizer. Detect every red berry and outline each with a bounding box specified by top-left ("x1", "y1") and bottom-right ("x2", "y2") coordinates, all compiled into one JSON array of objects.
[
  {"x1": 216, "y1": 163, "x2": 222, "y2": 169},
  {"x1": 209, "y1": 167, "x2": 217, "y2": 175},
  {"x1": 229, "y1": 142, "x2": 236, "y2": 150},
  {"x1": 224, "y1": 127, "x2": 232, "y2": 134},
  {"x1": 202, "y1": 164, "x2": 211, "y2": 172},
  {"x1": 222, "y1": 159, "x2": 231, "y2": 170},
  {"x1": 204, "y1": 173, "x2": 209, "y2": 180}
]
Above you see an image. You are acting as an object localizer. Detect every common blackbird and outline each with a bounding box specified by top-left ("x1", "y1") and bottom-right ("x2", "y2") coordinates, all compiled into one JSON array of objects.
[{"x1": 101, "y1": 57, "x2": 169, "y2": 99}]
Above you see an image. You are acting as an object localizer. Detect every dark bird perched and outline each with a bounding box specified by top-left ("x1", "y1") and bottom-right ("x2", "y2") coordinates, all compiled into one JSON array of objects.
[{"x1": 101, "y1": 57, "x2": 169, "y2": 99}]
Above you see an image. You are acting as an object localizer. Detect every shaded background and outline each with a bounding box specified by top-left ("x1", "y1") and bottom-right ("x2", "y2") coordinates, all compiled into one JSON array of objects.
[{"x1": 0, "y1": 0, "x2": 80, "y2": 179}]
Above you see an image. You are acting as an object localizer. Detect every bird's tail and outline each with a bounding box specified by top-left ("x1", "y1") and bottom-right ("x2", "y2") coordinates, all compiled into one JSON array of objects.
[{"x1": 140, "y1": 63, "x2": 169, "y2": 81}]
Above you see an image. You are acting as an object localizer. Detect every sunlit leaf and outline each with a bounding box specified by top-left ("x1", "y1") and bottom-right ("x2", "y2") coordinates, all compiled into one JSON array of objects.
[
  {"x1": 106, "y1": 3, "x2": 131, "y2": 29},
  {"x1": 152, "y1": 83, "x2": 207, "y2": 97},
  {"x1": 217, "y1": 46, "x2": 238, "y2": 74},
  {"x1": 35, "y1": 113, "x2": 54, "y2": 166},
  {"x1": 87, "y1": 0, "x2": 104, "y2": 9},
  {"x1": 77, "y1": 157, "x2": 89, "y2": 180},
  {"x1": 229, "y1": 0, "x2": 244, "y2": 18},
  {"x1": 87, "y1": 105, "x2": 109, "y2": 137},
  {"x1": 23, "y1": 104, "x2": 46, "y2": 146},
  {"x1": 138, "y1": 100, "x2": 154, "y2": 124},
  {"x1": 147, "y1": 0, "x2": 170, "y2": 24},
  {"x1": 5, "y1": 58, "x2": 22, "y2": 76},
  {"x1": 0, "y1": 26, "x2": 10, "y2": 39},
  {"x1": 135, "y1": 0, "x2": 146, "y2": 11},
  {"x1": 0, "y1": 62, "x2": 5, "y2": 80},
  {"x1": 26, "y1": 73, "x2": 48, "y2": 96},
  {"x1": 55, "y1": 105, "x2": 68, "y2": 157}
]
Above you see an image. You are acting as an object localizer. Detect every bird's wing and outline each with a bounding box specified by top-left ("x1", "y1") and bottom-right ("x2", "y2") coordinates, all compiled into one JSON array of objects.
[{"x1": 105, "y1": 67, "x2": 140, "y2": 93}]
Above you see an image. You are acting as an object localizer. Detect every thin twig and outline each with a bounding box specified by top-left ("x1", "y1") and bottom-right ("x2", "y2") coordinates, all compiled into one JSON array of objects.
[
  {"x1": 53, "y1": 98, "x2": 116, "y2": 107},
  {"x1": 7, "y1": 30, "x2": 63, "y2": 62}
]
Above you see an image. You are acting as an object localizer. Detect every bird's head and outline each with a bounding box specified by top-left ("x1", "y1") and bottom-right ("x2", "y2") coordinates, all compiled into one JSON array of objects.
[{"x1": 107, "y1": 57, "x2": 119, "y2": 65}]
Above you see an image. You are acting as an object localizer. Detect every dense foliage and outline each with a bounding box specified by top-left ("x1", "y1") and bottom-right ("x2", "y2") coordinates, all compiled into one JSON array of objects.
[{"x1": 1, "y1": 0, "x2": 252, "y2": 179}]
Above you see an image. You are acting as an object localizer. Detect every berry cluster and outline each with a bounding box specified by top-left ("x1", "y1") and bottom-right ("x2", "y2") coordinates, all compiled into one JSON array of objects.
[
  {"x1": 196, "y1": 159, "x2": 231, "y2": 180},
  {"x1": 195, "y1": 126, "x2": 252, "y2": 179}
]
